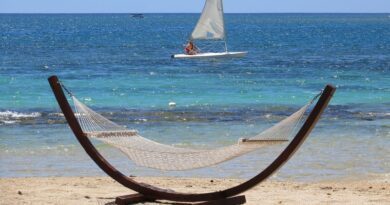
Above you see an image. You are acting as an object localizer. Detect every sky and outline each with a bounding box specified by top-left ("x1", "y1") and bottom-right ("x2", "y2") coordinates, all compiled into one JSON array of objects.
[{"x1": 1, "y1": 0, "x2": 389, "y2": 13}]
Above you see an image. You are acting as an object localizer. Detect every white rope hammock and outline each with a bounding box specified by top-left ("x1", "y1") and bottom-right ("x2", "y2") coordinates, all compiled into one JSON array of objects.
[{"x1": 72, "y1": 96, "x2": 311, "y2": 171}]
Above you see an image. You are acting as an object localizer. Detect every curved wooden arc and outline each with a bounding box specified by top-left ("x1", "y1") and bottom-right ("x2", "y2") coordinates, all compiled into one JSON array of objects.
[{"x1": 48, "y1": 75, "x2": 335, "y2": 202}]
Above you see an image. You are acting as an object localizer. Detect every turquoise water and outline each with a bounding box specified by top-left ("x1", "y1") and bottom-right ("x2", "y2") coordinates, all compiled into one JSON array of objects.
[{"x1": 0, "y1": 14, "x2": 389, "y2": 181}]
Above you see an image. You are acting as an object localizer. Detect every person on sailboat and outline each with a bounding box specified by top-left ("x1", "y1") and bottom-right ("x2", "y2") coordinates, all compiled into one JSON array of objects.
[{"x1": 184, "y1": 41, "x2": 199, "y2": 55}]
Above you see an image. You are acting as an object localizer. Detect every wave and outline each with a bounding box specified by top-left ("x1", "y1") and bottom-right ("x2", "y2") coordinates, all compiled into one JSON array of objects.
[
  {"x1": 0, "y1": 111, "x2": 41, "y2": 124},
  {"x1": 0, "y1": 110, "x2": 41, "y2": 118},
  {"x1": 1, "y1": 104, "x2": 389, "y2": 126}
]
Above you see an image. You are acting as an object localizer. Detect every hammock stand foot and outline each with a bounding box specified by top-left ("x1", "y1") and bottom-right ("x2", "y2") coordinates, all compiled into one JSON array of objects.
[
  {"x1": 115, "y1": 194, "x2": 246, "y2": 205},
  {"x1": 195, "y1": 195, "x2": 246, "y2": 205},
  {"x1": 115, "y1": 193, "x2": 155, "y2": 204}
]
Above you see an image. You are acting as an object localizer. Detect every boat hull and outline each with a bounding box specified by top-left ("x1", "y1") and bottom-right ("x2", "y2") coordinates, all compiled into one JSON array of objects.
[{"x1": 171, "y1": 51, "x2": 247, "y2": 59}]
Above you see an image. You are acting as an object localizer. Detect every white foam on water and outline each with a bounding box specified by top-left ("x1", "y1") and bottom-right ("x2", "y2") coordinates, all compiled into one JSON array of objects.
[
  {"x1": 2, "y1": 120, "x2": 18, "y2": 124},
  {"x1": 0, "y1": 111, "x2": 41, "y2": 124},
  {"x1": 0, "y1": 110, "x2": 41, "y2": 119}
]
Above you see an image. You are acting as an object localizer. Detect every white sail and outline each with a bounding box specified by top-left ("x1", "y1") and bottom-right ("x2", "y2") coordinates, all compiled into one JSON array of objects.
[{"x1": 190, "y1": 0, "x2": 225, "y2": 40}]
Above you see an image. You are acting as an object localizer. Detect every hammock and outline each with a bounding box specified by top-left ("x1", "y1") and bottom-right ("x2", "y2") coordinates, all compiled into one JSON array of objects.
[
  {"x1": 49, "y1": 75, "x2": 335, "y2": 204},
  {"x1": 71, "y1": 95, "x2": 313, "y2": 171}
]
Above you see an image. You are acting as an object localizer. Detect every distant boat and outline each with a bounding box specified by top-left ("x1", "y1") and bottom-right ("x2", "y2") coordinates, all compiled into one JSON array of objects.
[
  {"x1": 131, "y1": 14, "x2": 144, "y2": 18},
  {"x1": 171, "y1": 0, "x2": 247, "y2": 59}
]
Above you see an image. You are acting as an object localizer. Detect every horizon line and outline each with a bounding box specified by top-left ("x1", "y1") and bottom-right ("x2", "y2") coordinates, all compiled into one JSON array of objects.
[{"x1": 1, "y1": 12, "x2": 389, "y2": 14}]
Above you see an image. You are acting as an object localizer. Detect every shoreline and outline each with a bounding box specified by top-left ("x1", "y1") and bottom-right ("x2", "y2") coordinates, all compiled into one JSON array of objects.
[{"x1": 1, "y1": 176, "x2": 389, "y2": 204}]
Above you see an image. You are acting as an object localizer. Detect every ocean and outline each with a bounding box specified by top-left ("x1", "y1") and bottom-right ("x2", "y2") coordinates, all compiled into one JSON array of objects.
[{"x1": 0, "y1": 14, "x2": 389, "y2": 181}]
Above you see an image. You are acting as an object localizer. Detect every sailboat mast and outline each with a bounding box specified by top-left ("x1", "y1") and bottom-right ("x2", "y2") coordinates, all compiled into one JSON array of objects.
[{"x1": 221, "y1": 0, "x2": 228, "y2": 52}]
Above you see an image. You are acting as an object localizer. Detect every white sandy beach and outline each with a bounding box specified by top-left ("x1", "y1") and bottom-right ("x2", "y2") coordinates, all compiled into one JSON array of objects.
[{"x1": 1, "y1": 176, "x2": 389, "y2": 204}]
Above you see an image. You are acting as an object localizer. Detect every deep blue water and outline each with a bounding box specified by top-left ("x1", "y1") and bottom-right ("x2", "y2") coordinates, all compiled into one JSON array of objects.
[{"x1": 0, "y1": 14, "x2": 389, "y2": 181}]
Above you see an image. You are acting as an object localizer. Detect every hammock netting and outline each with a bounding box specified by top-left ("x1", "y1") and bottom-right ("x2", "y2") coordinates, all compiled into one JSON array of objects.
[{"x1": 72, "y1": 96, "x2": 311, "y2": 171}]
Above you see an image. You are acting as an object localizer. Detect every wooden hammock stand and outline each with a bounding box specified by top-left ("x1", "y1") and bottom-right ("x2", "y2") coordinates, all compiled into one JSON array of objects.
[{"x1": 48, "y1": 75, "x2": 335, "y2": 205}]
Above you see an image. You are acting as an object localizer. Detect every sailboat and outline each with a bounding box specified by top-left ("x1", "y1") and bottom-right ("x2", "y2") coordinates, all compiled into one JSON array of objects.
[{"x1": 171, "y1": 0, "x2": 247, "y2": 59}]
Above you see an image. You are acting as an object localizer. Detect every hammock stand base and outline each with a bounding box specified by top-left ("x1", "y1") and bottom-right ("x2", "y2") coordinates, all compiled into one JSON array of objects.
[
  {"x1": 115, "y1": 193, "x2": 246, "y2": 205},
  {"x1": 48, "y1": 75, "x2": 335, "y2": 205}
]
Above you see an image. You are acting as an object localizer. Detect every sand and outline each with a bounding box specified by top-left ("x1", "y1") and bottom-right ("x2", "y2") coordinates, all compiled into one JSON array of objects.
[{"x1": 1, "y1": 176, "x2": 389, "y2": 204}]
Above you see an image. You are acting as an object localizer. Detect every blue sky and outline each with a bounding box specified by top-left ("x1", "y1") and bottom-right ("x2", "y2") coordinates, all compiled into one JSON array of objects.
[{"x1": 1, "y1": 0, "x2": 389, "y2": 13}]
